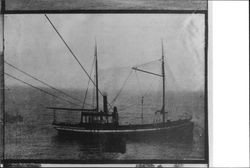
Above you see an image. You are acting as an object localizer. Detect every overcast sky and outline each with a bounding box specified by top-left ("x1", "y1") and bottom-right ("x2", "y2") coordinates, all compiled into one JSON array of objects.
[{"x1": 5, "y1": 14, "x2": 205, "y2": 92}]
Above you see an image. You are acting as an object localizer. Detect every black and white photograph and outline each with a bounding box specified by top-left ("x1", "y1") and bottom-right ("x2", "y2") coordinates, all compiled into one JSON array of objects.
[
  {"x1": 1, "y1": 0, "x2": 250, "y2": 167},
  {"x1": 3, "y1": 13, "x2": 208, "y2": 163}
]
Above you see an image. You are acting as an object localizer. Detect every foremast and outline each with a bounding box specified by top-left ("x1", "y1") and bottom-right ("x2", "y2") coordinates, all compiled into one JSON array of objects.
[
  {"x1": 161, "y1": 40, "x2": 166, "y2": 123},
  {"x1": 95, "y1": 40, "x2": 99, "y2": 113}
]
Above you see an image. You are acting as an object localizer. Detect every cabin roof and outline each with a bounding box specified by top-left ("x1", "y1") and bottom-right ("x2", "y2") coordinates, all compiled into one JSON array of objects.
[{"x1": 47, "y1": 107, "x2": 113, "y2": 116}]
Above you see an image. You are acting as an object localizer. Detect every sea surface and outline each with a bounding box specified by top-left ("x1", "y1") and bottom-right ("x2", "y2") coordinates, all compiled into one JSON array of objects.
[{"x1": 4, "y1": 86, "x2": 206, "y2": 161}]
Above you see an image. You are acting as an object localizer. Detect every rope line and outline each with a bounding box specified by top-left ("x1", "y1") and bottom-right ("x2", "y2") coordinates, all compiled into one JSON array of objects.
[
  {"x1": 5, "y1": 73, "x2": 81, "y2": 107},
  {"x1": 119, "y1": 103, "x2": 137, "y2": 111},
  {"x1": 110, "y1": 70, "x2": 133, "y2": 107},
  {"x1": 135, "y1": 71, "x2": 143, "y2": 96},
  {"x1": 82, "y1": 57, "x2": 95, "y2": 109},
  {"x1": 134, "y1": 58, "x2": 161, "y2": 68},
  {"x1": 5, "y1": 61, "x2": 82, "y2": 104},
  {"x1": 44, "y1": 14, "x2": 105, "y2": 98}
]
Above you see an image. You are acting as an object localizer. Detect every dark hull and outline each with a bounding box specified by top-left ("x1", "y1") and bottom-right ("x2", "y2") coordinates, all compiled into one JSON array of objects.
[
  {"x1": 53, "y1": 119, "x2": 194, "y2": 154},
  {"x1": 53, "y1": 119, "x2": 193, "y2": 136}
]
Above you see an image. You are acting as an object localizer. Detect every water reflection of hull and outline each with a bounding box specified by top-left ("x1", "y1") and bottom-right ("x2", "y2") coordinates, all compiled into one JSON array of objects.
[
  {"x1": 54, "y1": 119, "x2": 193, "y2": 136},
  {"x1": 54, "y1": 133, "x2": 127, "y2": 153}
]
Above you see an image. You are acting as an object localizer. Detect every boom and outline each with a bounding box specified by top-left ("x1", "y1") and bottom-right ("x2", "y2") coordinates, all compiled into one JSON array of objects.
[{"x1": 132, "y1": 67, "x2": 163, "y2": 77}]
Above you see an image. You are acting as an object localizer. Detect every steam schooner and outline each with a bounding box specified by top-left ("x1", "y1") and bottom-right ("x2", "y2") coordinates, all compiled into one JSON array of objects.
[{"x1": 48, "y1": 41, "x2": 193, "y2": 135}]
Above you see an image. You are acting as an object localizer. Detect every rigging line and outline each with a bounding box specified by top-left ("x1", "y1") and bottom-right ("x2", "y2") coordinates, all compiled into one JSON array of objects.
[
  {"x1": 134, "y1": 58, "x2": 161, "y2": 68},
  {"x1": 6, "y1": 86, "x2": 46, "y2": 109},
  {"x1": 165, "y1": 61, "x2": 179, "y2": 89},
  {"x1": 82, "y1": 57, "x2": 95, "y2": 109},
  {"x1": 135, "y1": 70, "x2": 146, "y2": 113},
  {"x1": 5, "y1": 61, "x2": 83, "y2": 104},
  {"x1": 44, "y1": 14, "x2": 105, "y2": 99},
  {"x1": 92, "y1": 78, "x2": 95, "y2": 108},
  {"x1": 121, "y1": 83, "x2": 152, "y2": 112},
  {"x1": 5, "y1": 73, "x2": 81, "y2": 107},
  {"x1": 119, "y1": 103, "x2": 137, "y2": 111},
  {"x1": 135, "y1": 71, "x2": 143, "y2": 96},
  {"x1": 110, "y1": 70, "x2": 133, "y2": 107},
  {"x1": 142, "y1": 82, "x2": 154, "y2": 98}
]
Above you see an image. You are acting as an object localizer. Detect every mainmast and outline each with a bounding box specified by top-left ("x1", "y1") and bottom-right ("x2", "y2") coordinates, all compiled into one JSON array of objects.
[
  {"x1": 95, "y1": 41, "x2": 99, "y2": 113},
  {"x1": 161, "y1": 40, "x2": 166, "y2": 123},
  {"x1": 131, "y1": 40, "x2": 167, "y2": 123}
]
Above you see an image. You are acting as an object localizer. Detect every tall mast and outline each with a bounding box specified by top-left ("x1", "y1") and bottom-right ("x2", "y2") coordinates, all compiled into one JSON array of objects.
[
  {"x1": 95, "y1": 40, "x2": 99, "y2": 113},
  {"x1": 161, "y1": 40, "x2": 166, "y2": 123},
  {"x1": 0, "y1": 13, "x2": 5, "y2": 161}
]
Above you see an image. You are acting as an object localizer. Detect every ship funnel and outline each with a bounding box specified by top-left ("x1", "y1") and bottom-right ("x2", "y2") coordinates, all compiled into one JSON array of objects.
[{"x1": 103, "y1": 92, "x2": 108, "y2": 114}]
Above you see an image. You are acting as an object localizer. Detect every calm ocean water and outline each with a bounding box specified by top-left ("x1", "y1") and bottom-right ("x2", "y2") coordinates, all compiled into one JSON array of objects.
[{"x1": 5, "y1": 86, "x2": 205, "y2": 160}]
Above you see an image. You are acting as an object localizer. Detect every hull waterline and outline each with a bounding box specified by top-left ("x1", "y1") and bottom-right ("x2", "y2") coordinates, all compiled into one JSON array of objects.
[{"x1": 53, "y1": 119, "x2": 193, "y2": 136}]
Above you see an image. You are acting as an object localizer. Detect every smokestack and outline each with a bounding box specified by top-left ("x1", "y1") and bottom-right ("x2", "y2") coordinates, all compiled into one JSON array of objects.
[{"x1": 103, "y1": 92, "x2": 108, "y2": 114}]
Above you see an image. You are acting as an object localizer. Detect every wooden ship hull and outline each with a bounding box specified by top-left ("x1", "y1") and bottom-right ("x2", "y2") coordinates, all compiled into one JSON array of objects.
[{"x1": 52, "y1": 119, "x2": 193, "y2": 135}]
